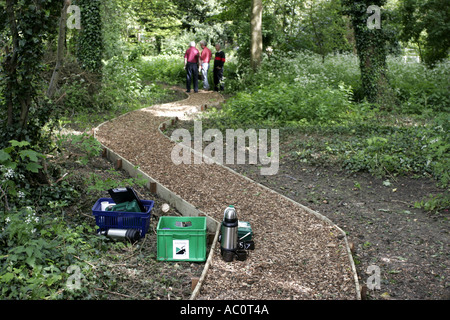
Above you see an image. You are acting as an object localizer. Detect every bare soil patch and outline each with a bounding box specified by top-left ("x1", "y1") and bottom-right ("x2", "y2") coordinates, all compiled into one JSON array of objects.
[
  {"x1": 228, "y1": 160, "x2": 449, "y2": 300},
  {"x1": 168, "y1": 117, "x2": 449, "y2": 300}
]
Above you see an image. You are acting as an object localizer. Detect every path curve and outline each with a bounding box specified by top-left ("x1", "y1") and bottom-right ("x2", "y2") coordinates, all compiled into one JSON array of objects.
[{"x1": 94, "y1": 88, "x2": 361, "y2": 300}]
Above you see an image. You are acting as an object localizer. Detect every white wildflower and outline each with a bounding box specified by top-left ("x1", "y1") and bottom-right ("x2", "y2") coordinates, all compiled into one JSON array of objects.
[
  {"x1": 3, "y1": 168, "x2": 14, "y2": 179},
  {"x1": 429, "y1": 138, "x2": 439, "y2": 144}
]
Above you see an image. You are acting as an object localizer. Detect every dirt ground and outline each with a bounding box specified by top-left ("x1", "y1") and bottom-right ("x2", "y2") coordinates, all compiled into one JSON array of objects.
[
  {"x1": 226, "y1": 157, "x2": 449, "y2": 300},
  {"x1": 161, "y1": 89, "x2": 449, "y2": 300},
  {"x1": 86, "y1": 85, "x2": 449, "y2": 300},
  {"x1": 166, "y1": 118, "x2": 449, "y2": 299}
]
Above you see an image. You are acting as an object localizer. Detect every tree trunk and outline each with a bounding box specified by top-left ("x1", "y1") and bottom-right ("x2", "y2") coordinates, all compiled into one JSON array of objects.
[
  {"x1": 47, "y1": 0, "x2": 71, "y2": 98},
  {"x1": 250, "y1": 0, "x2": 263, "y2": 71},
  {"x1": 344, "y1": 0, "x2": 391, "y2": 105}
]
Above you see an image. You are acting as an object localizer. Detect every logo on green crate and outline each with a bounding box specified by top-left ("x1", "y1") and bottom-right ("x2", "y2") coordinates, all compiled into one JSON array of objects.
[
  {"x1": 176, "y1": 246, "x2": 186, "y2": 255},
  {"x1": 173, "y1": 240, "x2": 189, "y2": 259}
]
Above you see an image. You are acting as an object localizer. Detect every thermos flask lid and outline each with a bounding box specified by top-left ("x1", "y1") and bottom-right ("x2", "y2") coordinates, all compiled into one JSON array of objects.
[{"x1": 224, "y1": 205, "x2": 237, "y2": 221}]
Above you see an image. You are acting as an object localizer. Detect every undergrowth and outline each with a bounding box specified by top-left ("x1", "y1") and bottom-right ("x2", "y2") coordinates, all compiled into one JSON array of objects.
[{"x1": 197, "y1": 51, "x2": 449, "y2": 209}]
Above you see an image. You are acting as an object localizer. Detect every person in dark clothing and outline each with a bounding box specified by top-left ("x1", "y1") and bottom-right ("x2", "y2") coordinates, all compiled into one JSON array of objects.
[
  {"x1": 184, "y1": 41, "x2": 199, "y2": 93},
  {"x1": 213, "y1": 43, "x2": 225, "y2": 92}
]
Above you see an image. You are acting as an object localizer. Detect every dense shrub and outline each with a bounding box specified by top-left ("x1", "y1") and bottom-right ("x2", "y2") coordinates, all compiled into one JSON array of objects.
[
  {"x1": 200, "y1": 50, "x2": 449, "y2": 186},
  {"x1": 222, "y1": 81, "x2": 353, "y2": 124},
  {"x1": 137, "y1": 55, "x2": 185, "y2": 85},
  {"x1": 387, "y1": 57, "x2": 450, "y2": 113}
]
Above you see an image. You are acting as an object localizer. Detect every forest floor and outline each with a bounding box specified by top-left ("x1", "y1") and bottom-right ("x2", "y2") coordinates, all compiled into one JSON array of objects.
[
  {"x1": 94, "y1": 88, "x2": 360, "y2": 300},
  {"x1": 166, "y1": 89, "x2": 450, "y2": 300},
  {"x1": 225, "y1": 158, "x2": 449, "y2": 300},
  {"x1": 73, "y1": 85, "x2": 448, "y2": 300}
]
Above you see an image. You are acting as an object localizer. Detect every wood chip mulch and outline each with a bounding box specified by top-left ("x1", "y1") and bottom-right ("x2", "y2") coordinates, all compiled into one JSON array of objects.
[{"x1": 94, "y1": 89, "x2": 360, "y2": 300}]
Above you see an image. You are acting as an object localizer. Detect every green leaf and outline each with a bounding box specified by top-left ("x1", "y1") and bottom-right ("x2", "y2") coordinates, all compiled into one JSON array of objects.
[
  {"x1": 0, "y1": 150, "x2": 11, "y2": 162},
  {"x1": 9, "y1": 140, "x2": 30, "y2": 148},
  {"x1": 19, "y1": 149, "x2": 41, "y2": 162},
  {"x1": 25, "y1": 246, "x2": 33, "y2": 257},
  {"x1": 26, "y1": 256, "x2": 36, "y2": 268},
  {"x1": 66, "y1": 246, "x2": 76, "y2": 254},
  {"x1": 26, "y1": 162, "x2": 42, "y2": 173},
  {"x1": 46, "y1": 274, "x2": 62, "y2": 286},
  {"x1": 0, "y1": 272, "x2": 15, "y2": 283}
]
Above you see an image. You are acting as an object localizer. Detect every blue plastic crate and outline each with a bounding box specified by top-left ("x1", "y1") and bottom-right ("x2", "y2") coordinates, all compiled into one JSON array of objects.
[{"x1": 92, "y1": 198, "x2": 154, "y2": 238}]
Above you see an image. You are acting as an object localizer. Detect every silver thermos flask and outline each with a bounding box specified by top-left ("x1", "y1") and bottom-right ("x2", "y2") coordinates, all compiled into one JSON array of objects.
[
  {"x1": 220, "y1": 205, "x2": 238, "y2": 262},
  {"x1": 100, "y1": 229, "x2": 141, "y2": 242}
]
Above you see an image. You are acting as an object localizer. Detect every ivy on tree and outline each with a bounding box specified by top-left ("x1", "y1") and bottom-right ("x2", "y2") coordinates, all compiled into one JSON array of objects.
[
  {"x1": 342, "y1": 0, "x2": 391, "y2": 105},
  {"x1": 0, "y1": 0, "x2": 60, "y2": 146},
  {"x1": 76, "y1": 0, "x2": 103, "y2": 72}
]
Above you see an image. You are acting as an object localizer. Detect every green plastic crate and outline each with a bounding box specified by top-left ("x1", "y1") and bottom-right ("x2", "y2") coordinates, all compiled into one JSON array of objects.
[{"x1": 157, "y1": 216, "x2": 207, "y2": 262}]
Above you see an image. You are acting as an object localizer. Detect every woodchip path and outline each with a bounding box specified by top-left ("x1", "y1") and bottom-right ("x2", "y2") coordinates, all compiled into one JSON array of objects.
[{"x1": 94, "y1": 88, "x2": 360, "y2": 300}]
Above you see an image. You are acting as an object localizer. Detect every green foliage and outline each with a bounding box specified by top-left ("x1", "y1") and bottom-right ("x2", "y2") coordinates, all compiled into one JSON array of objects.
[
  {"x1": 0, "y1": 140, "x2": 45, "y2": 207},
  {"x1": 160, "y1": 30, "x2": 203, "y2": 56},
  {"x1": 122, "y1": 0, "x2": 182, "y2": 43},
  {"x1": 387, "y1": 57, "x2": 450, "y2": 113},
  {"x1": 341, "y1": 125, "x2": 449, "y2": 185},
  {"x1": 213, "y1": 49, "x2": 448, "y2": 125},
  {"x1": 0, "y1": 130, "x2": 152, "y2": 299},
  {"x1": 264, "y1": 0, "x2": 351, "y2": 58},
  {"x1": 0, "y1": 206, "x2": 105, "y2": 299},
  {"x1": 59, "y1": 78, "x2": 92, "y2": 113},
  {"x1": 85, "y1": 169, "x2": 147, "y2": 194},
  {"x1": 201, "y1": 49, "x2": 449, "y2": 186},
  {"x1": 222, "y1": 81, "x2": 352, "y2": 124},
  {"x1": 101, "y1": 0, "x2": 128, "y2": 60},
  {"x1": 0, "y1": 138, "x2": 106, "y2": 299},
  {"x1": 55, "y1": 133, "x2": 103, "y2": 165},
  {"x1": 1, "y1": 0, "x2": 60, "y2": 145},
  {"x1": 57, "y1": 56, "x2": 171, "y2": 129},
  {"x1": 212, "y1": 51, "x2": 355, "y2": 124},
  {"x1": 137, "y1": 55, "x2": 186, "y2": 85},
  {"x1": 288, "y1": 118, "x2": 449, "y2": 187},
  {"x1": 97, "y1": 56, "x2": 169, "y2": 110},
  {"x1": 76, "y1": 0, "x2": 103, "y2": 72},
  {"x1": 414, "y1": 194, "x2": 450, "y2": 214},
  {"x1": 398, "y1": 0, "x2": 450, "y2": 66}
]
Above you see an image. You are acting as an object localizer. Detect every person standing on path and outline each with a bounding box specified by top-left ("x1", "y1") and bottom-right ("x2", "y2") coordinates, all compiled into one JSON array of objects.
[
  {"x1": 184, "y1": 41, "x2": 199, "y2": 93},
  {"x1": 199, "y1": 40, "x2": 212, "y2": 91},
  {"x1": 213, "y1": 43, "x2": 226, "y2": 92}
]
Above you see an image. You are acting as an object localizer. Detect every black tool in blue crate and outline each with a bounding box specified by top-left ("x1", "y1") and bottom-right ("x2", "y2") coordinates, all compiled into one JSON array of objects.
[
  {"x1": 107, "y1": 187, "x2": 146, "y2": 212},
  {"x1": 92, "y1": 187, "x2": 154, "y2": 242}
]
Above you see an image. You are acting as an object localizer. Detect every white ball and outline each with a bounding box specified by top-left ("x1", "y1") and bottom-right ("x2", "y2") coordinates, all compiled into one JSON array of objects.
[{"x1": 161, "y1": 203, "x2": 170, "y2": 213}]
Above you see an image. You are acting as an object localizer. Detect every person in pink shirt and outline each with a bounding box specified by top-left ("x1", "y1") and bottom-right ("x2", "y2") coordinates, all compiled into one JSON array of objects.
[
  {"x1": 199, "y1": 40, "x2": 212, "y2": 91},
  {"x1": 184, "y1": 41, "x2": 199, "y2": 93}
]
